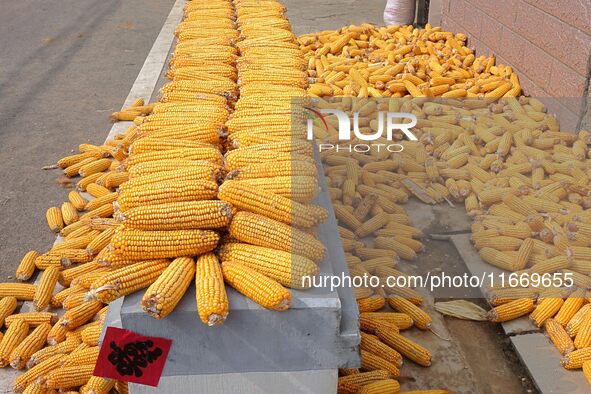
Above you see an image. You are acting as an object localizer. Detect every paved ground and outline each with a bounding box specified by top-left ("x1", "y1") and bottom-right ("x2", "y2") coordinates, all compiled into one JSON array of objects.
[{"x1": 0, "y1": 0, "x2": 175, "y2": 279}]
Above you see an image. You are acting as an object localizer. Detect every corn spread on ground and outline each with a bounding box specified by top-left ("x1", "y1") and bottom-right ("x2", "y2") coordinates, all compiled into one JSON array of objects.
[{"x1": 1, "y1": 0, "x2": 590, "y2": 392}]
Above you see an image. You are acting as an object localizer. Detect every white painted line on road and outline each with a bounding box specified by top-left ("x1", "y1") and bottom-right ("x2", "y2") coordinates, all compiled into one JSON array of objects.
[{"x1": 105, "y1": 0, "x2": 185, "y2": 141}]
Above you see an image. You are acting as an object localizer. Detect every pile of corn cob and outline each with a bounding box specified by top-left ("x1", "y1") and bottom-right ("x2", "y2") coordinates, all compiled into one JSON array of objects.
[
  {"x1": 300, "y1": 23, "x2": 591, "y2": 386},
  {"x1": 0, "y1": 0, "x2": 333, "y2": 391},
  {"x1": 300, "y1": 24, "x2": 521, "y2": 99}
]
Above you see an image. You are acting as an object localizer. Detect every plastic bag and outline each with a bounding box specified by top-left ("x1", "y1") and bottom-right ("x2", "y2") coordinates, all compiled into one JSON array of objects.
[{"x1": 383, "y1": 0, "x2": 416, "y2": 26}]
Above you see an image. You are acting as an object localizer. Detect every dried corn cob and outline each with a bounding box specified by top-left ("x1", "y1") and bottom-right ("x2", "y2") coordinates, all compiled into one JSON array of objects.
[
  {"x1": 142, "y1": 257, "x2": 195, "y2": 319},
  {"x1": 221, "y1": 261, "x2": 291, "y2": 311}
]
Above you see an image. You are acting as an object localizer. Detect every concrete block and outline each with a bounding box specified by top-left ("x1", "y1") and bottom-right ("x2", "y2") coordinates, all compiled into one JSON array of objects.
[
  {"x1": 449, "y1": 234, "x2": 541, "y2": 335},
  {"x1": 103, "y1": 152, "x2": 360, "y2": 377},
  {"x1": 129, "y1": 370, "x2": 338, "y2": 394},
  {"x1": 511, "y1": 333, "x2": 589, "y2": 394}
]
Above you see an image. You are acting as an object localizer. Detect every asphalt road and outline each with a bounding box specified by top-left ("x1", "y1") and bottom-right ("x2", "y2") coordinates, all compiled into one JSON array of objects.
[{"x1": 0, "y1": 0, "x2": 176, "y2": 279}]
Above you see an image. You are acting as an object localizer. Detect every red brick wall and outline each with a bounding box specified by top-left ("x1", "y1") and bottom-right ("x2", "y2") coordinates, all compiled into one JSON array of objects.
[{"x1": 440, "y1": 0, "x2": 591, "y2": 130}]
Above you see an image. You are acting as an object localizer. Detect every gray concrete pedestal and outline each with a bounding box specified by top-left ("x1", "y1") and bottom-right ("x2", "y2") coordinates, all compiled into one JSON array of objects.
[{"x1": 101, "y1": 156, "x2": 360, "y2": 394}]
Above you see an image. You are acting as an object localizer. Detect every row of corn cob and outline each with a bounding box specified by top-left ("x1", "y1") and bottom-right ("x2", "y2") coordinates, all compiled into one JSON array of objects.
[
  {"x1": 211, "y1": 0, "x2": 330, "y2": 312},
  {"x1": 300, "y1": 23, "x2": 591, "y2": 387}
]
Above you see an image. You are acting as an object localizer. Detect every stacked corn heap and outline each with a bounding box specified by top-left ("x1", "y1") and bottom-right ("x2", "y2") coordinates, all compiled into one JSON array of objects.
[
  {"x1": 97, "y1": 0, "x2": 240, "y2": 322},
  {"x1": 0, "y1": 118, "x2": 143, "y2": 392},
  {"x1": 298, "y1": 23, "x2": 591, "y2": 385},
  {"x1": 299, "y1": 24, "x2": 520, "y2": 99},
  {"x1": 214, "y1": 0, "x2": 329, "y2": 311}
]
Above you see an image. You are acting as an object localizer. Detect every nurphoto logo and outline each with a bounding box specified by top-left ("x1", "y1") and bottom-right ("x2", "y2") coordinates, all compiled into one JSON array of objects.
[{"x1": 306, "y1": 108, "x2": 418, "y2": 153}]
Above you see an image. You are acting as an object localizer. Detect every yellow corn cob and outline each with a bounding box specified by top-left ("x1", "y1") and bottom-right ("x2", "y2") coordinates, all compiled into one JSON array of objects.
[
  {"x1": 229, "y1": 211, "x2": 325, "y2": 262},
  {"x1": 15, "y1": 251, "x2": 38, "y2": 281},
  {"x1": 359, "y1": 379, "x2": 401, "y2": 394},
  {"x1": 195, "y1": 253, "x2": 229, "y2": 326},
  {"x1": 27, "y1": 336, "x2": 80, "y2": 368},
  {"x1": 61, "y1": 202, "x2": 79, "y2": 226},
  {"x1": 62, "y1": 290, "x2": 87, "y2": 310},
  {"x1": 0, "y1": 319, "x2": 29, "y2": 367},
  {"x1": 234, "y1": 176, "x2": 318, "y2": 203},
  {"x1": 142, "y1": 257, "x2": 195, "y2": 319},
  {"x1": 387, "y1": 296, "x2": 431, "y2": 330},
  {"x1": 225, "y1": 160, "x2": 317, "y2": 180},
  {"x1": 58, "y1": 262, "x2": 101, "y2": 287},
  {"x1": 514, "y1": 238, "x2": 534, "y2": 270},
  {"x1": 75, "y1": 173, "x2": 102, "y2": 192},
  {"x1": 46, "y1": 207, "x2": 64, "y2": 233},
  {"x1": 61, "y1": 300, "x2": 103, "y2": 330},
  {"x1": 50, "y1": 286, "x2": 86, "y2": 309},
  {"x1": 80, "y1": 376, "x2": 115, "y2": 394},
  {"x1": 104, "y1": 171, "x2": 129, "y2": 189},
  {"x1": 0, "y1": 296, "x2": 17, "y2": 326},
  {"x1": 130, "y1": 136, "x2": 214, "y2": 154},
  {"x1": 86, "y1": 228, "x2": 115, "y2": 256},
  {"x1": 13, "y1": 354, "x2": 63, "y2": 392},
  {"x1": 57, "y1": 227, "x2": 94, "y2": 246},
  {"x1": 117, "y1": 200, "x2": 232, "y2": 231},
  {"x1": 88, "y1": 259, "x2": 170, "y2": 303},
  {"x1": 361, "y1": 349, "x2": 400, "y2": 376},
  {"x1": 217, "y1": 243, "x2": 319, "y2": 289},
  {"x1": 81, "y1": 323, "x2": 102, "y2": 346},
  {"x1": 5, "y1": 312, "x2": 57, "y2": 327},
  {"x1": 529, "y1": 255, "x2": 570, "y2": 275},
  {"x1": 338, "y1": 370, "x2": 391, "y2": 388},
  {"x1": 125, "y1": 147, "x2": 223, "y2": 169},
  {"x1": 9, "y1": 323, "x2": 52, "y2": 369},
  {"x1": 554, "y1": 294, "x2": 586, "y2": 327},
  {"x1": 474, "y1": 236, "x2": 523, "y2": 251},
  {"x1": 85, "y1": 192, "x2": 118, "y2": 212},
  {"x1": 33, "y1": 266, "x2": 60, "y2": 311},
  {"x1": 487, "y1": 298, "x2": 534, "y2": 322},
  {"x1": 86, "y1": 183, "x2": 111, "y2": 198},
  {"x1": 0, "y1": 283, "x2": 36, "y2": 300},
  {"x1": 221, "y1": 261, "x2": 291, "y2": 311},
  {"x1": 561, "y1": 347, "x2": 591, "y2": 369},
  {"x1": 530, "y1": 298, "x2": 564, "y2": 327},
  {"x1": 377, "y1": 329, "x2": 432, "y2": 367},
  {"x1": 79, "y1": 203, "x2": 114, "y2": 221},
  {"x1": 357, "y1": 295, "x2": 386, "y2": 313},
  {"x1": 224, "y1": 150, "x2": 314, "y2": 172},
  {"x1": 111, "y1": 228, "x2": 219, "y2": 259},
  {"x1": 360, "y1": 332, "x2": 403, "y2": 367},
  {"x1": 41, "y1": 364, "x2": 95, "y2": 390},
  {"x1": 219, "y1": 180, "x2": 326, "y2": 228},
  {"x1": 357, "y1": 248, "x2": 397, "y2": 260},
  {"x1": 59, "y1": 220, "x2": 89, "y2": 239},
  {"x1": 78, "y1": 158, "x2": 112, "y2": 178},
  {"x1": 88, "y1": 217, "x2": 119, "y2": 231},
  {"x1": 58, "y1": 151, "x2": 106, "y2": 169},
  {"x1": 117, "y1": 179, "x2": 218, "y2": 210},
  {"x1": 64, "y1": 157, "x2": 98, "y2": 177},
  {"x1": 61, "y1": 346, "x2": 99, "y2": 366},
  {"x1": 127, "y1": 161, "x2": 223, "y2": 183},
  {"x1": 545, "y1": 318, "x2": 575, "y2": 355},
  {"x1": 374, "y1": 237, "x2": 416, "y2": 261},
  {"x1": 75, "y1": 269, "x2": 113, "y2": 290},
  {"x1": 114, "y1": 380, "x2": 129, "y2": 394},
  {"x1": 574, "y1": 312, "x2": 591, "y2": 349},
  {"x1": 355, "y1": 213, "x2": 389, "y2": 238},
  {"x1": 334, "y1": 204, "x2": 363, "y2": 230}
]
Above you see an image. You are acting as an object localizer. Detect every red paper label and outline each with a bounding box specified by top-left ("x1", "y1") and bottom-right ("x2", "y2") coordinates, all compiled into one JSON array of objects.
[{"x1": 94, "y1": 326, "x2": 172, "y2": 387}]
